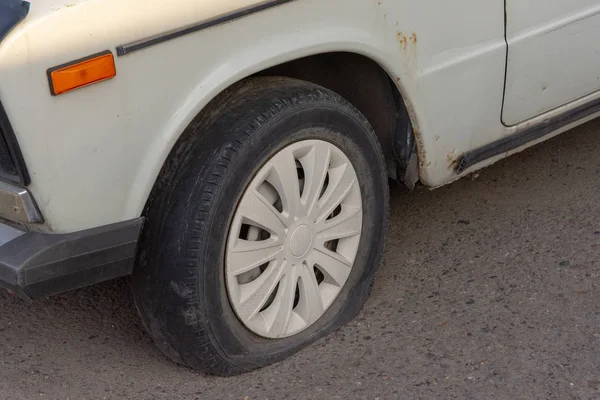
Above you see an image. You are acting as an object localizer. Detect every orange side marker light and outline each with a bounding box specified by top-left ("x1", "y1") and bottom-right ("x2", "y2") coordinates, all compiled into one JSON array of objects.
[{"x1": 48, "y1": 51, "x2": 116, "y2": 96}]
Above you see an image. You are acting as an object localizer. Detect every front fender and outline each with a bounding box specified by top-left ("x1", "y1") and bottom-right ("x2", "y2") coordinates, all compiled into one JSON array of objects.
[
  {"x1": 0, "y1": 0, "x2": 505, "y2": 233},
  {"x1": 0, "y1": 0, "x2": 422, "y2": 233}
]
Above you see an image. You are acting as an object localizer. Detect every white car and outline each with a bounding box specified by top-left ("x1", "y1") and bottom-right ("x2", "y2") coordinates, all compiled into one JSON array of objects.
[{"x1": 0, "y1": 0, "x2": 597, "y2": 375}]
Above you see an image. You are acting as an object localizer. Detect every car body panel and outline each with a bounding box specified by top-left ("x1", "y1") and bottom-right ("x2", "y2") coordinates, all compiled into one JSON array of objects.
[
  {"x1": 503, "y1": 1, "x2": 600, "y2": 125},
  {"x1": 0, "y1": 0, "x2": 588, "y2": 234}
]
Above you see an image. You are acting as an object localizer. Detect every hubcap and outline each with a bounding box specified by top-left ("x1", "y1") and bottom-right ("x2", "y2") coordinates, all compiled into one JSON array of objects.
[
  {"x1": 288, "y1": 224, "x2": 313, "y2": 258},
  {"x1": 225, "y1": 139, "x2": 363, "y2": 339}
]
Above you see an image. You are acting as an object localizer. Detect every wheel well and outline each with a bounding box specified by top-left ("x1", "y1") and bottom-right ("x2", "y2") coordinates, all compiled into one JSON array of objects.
[{"x1": 255, "y1": 52, "x2": 415, "y2": 183}]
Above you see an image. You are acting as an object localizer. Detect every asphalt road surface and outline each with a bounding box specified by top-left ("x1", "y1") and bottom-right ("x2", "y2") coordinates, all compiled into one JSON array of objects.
[{"x1": 1, "y1": 120, "x2": 600, "y2": 400}]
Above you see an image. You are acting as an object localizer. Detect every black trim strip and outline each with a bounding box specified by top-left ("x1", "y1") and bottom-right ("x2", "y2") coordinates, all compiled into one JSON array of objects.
[
  {"x1": 0, "y1": 101, "x2": 30, "y2": 185},
  {"x1": 46, "y1": 50, "x2": 114, "y2": 96},
  {"x1": 116, "y1": 0, "x2": 297, "y2": 56},
  {"x1": 457, "y1": 95, "x2": 600, "y2": 173}
]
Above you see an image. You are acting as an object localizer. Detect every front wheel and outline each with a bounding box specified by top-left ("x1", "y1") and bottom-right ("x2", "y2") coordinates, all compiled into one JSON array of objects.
[{"x1": 132, "y1": 77, "x2": 389, "y2": 376}]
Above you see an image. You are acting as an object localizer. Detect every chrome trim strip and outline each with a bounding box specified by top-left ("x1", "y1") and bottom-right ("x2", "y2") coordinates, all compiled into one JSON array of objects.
[
  {"x1": 0, "y1": 180, "x2": 42, "y2": 223},
  {"x1": 116, "y1": 0, "x2": 297, "y2": 56}
]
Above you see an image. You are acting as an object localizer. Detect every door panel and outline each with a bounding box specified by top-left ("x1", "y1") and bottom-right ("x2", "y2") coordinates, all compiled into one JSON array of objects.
[{"x1": 503, "y1": 1, "x2": 600, "y2": 125}]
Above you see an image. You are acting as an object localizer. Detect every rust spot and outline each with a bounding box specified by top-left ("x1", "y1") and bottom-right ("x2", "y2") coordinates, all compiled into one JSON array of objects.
[
  {"x1": 447, "y1": 150, "x2": 459, "y2": 166},
  {"x1": 397, "y1": 31, "x2": 417, "y2": 52},
  {"x1": 397, "y1": 32, "x2": 408, "y2": 50}
]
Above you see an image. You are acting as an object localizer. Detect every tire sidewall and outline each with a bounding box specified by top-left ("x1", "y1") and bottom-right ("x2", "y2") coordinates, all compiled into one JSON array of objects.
[{"x1": 198, "y1": 104, "x2": 388, "y2": 368}]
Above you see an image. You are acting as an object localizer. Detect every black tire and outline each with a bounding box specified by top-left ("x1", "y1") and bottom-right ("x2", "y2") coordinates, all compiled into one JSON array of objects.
[{"x1": 131, "y1": 77, "x2": 389, "y2": 376}]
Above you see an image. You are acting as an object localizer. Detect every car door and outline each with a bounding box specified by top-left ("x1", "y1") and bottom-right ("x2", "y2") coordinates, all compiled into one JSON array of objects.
[{"x1": 503, "y1": 1, "x2": 600, "y2": 126}]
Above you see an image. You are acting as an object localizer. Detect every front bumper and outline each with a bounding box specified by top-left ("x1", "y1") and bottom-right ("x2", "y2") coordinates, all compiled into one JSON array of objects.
[{"x1": 0, "y1": 218, "x2": 143, "y2": 300}]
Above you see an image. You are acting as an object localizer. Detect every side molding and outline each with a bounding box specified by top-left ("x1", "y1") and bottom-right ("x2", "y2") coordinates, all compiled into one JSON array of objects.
[
  {"x1": 457, "y1": 95, "x2": 600, "y2": 172},
  {"x1": 116, "y1": 0, "x2": 297, "y2": 56}
]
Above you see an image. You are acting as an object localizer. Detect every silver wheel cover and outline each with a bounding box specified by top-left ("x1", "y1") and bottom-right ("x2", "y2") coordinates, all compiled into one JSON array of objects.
[{"x1": 225, "y1": 140, "x2": 363, "y2": 339}]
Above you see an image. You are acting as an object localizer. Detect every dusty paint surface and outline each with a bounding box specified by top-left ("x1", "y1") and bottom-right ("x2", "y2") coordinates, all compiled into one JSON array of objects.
[{"x1": 0, "y1": 0, "x2": 508, "y2": 231}]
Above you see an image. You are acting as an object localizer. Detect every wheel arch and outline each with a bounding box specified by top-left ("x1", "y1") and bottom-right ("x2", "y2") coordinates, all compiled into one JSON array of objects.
[
  {"x1": 255, "y1": 52, "x2": 419, "y2": 187},
  {"x1": 132, "y1": 50, "x2": 422, "y2": 218}
]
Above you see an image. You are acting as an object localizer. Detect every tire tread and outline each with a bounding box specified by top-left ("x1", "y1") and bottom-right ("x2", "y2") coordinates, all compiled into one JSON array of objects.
[{"x1": 132, "y1": 77, "x2": 388, "y2": 376}]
